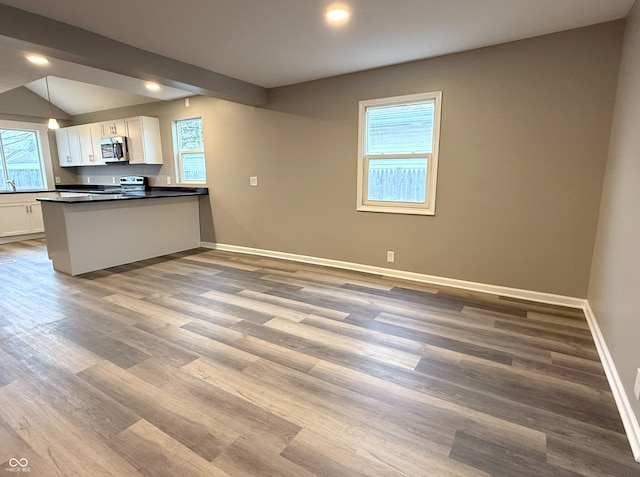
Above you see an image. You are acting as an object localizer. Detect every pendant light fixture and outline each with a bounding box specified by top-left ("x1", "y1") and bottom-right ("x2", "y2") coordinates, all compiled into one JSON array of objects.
[{"x1": 45, "y1": 77, "x2": 59, "y2": 130}]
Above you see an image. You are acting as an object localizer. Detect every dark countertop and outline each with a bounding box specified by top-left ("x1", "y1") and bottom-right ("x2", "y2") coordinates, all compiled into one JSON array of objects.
[{"x1": 37, "y1": 185, "x2": 208, "y2": 203}]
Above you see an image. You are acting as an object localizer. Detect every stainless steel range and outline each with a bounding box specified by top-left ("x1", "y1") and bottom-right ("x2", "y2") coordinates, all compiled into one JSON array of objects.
[{"x1": 119, "y1": 176, "x2": 148, "y2": 195}]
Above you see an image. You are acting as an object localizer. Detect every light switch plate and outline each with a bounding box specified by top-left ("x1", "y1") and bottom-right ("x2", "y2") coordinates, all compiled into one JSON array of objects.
[{"x1": 250, "y1": 176, "x2": 258, "y2": 187}]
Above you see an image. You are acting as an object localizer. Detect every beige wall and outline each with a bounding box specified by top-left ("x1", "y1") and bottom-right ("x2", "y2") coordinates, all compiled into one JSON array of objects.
[
  {"x1": 0, "y1": 87, "x2": 76, "y2": 186},
  {"x1": 71, "y1": 21, "x2": 622, "y2": 298},
  {"x1": 589, "y1": 4, "x2": 640, "y2": 421},
  {"x1": 0, "y1": 86, "x2": 71, "y2": 122}
]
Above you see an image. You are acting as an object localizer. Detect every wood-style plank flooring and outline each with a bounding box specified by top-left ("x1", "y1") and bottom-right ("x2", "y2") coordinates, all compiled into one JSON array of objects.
[{"x1": 0, "y1": 239, "x2": 638, "y2": 476}]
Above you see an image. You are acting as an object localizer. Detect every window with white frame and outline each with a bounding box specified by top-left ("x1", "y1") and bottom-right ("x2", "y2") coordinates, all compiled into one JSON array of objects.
[
  {"x1": 357, "y1": 91, "x2": 442, "y2": 215},
  {"x1": 0, "y1": 126, "x2": 47, "y2": 191},
  {"x1": 174, "y1": 117, "x2": 206, "y2": 183}
]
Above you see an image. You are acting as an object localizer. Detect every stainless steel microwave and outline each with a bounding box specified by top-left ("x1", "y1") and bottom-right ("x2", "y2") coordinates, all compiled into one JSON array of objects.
[{"x1": 100, "y1": 136, "x2": 129, "y2": 163}]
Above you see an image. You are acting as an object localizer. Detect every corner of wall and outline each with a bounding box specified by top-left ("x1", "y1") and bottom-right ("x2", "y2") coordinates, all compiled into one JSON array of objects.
[{"x1": 584, "y1": 302, "x2": 640, "y2": 462}]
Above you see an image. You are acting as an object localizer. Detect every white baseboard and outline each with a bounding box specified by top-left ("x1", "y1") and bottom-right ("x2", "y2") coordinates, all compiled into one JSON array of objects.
[
  {"x1": 0, "y1": 232, "x2": 44, "y2": 245},
  {"x1": 201, "y1": 241, "x2": 640, "y2": 462},
  {"x1": 201, "y1": 241, "x2": 584, "y2": 308},
  {"x1": 583, "y1": 303, "x2": 640, "y2": 462}
]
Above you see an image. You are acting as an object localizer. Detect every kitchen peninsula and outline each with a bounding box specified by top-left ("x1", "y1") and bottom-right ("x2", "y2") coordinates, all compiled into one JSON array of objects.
[{"x1": 37, "y1": 185, "x2": 208, "y2": 275}]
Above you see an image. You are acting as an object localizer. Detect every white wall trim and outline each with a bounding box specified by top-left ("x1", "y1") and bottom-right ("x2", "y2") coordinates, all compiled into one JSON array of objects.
[
  {"x1": 201, "y1": 242, "x2": 584, "y2": 308},
  {"x1": 0, "y1": 232, "x2": 45, "y2": 245},
  {"x1": 201, "y1": 241, "x2": 640, "y2": 461},
  {"x1": 583, "y1": 303, "x2": 640, "y2": 462}
]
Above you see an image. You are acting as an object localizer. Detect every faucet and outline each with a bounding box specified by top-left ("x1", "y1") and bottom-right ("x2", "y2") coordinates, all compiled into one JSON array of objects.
[{"x1": 5, "y1": 180, "x2": 16, "y2": 192}]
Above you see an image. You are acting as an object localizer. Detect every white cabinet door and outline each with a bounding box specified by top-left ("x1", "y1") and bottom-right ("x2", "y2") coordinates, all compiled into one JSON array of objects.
[
  {"x1": 0, "y1": 194, "x2": 47, "y2": 238},
  {"x1": 64, "y1": 127, "x2": 83, "y2": 166},
  {"x1": 55, "y1": 129, "x2": 73, "y2": 167},
  {"x1": 90, "y1": 123, "x2": 105, "y2": 165},
  {"x1": 125, "y1": 117, "x2": 144, "y2": 164},
  {"x1": 56, "y1": 128, "x2": 83, "y2": 167},
  {"x1": 78, "y1": 124, "x2": 105, "y2": 165},
  {"x1": 78, "y1": 124, "x2": 95, "y2": 164},
  {"x1": 28, "y1": 202, "x2": 44, "y2": 233},
  {"x1": 101, "y1": 119, "x2": 126, "y2": 138},
  {"x1": 125, "y1": 116, "x2": 163, "y2": 164},
  {"x1": 57, "y1": 125, "x2": 105, "y2": 166},
  {"x1": 0, "y1": 203, "x2": 31, "y2": 237},
  {"x1": 57, "y1": 128, "x2": 84, "y2": 167}
]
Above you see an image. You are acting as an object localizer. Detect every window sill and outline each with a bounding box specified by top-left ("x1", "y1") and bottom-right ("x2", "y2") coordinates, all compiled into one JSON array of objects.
[{"x1": 357, "y1": 204, "x2": 435, "y2": 216}]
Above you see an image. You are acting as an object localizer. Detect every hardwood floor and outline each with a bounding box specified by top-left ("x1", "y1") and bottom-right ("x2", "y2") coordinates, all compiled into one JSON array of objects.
[{"x1": 0, "y1": 239, "x2": 638, "y2": 476}]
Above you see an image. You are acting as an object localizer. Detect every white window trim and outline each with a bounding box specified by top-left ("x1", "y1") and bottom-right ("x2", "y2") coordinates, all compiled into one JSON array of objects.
[
  {"x1": 173, "y1": 117, "x2": 206, "y2": 185},
  {"x1": 177, "y1": 150, "x2": 206, "y2": 184},
  {"x1": 0, "y1": 119, "x2": 53, "y2": 191},
  {"x1": 356, "y1": 91, "x2": 442, "y2": 216}
]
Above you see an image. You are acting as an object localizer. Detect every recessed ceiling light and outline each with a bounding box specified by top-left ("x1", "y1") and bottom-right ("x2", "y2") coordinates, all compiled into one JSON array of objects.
[
  {"x1": 26, "y1": 55, "x2": 49, "y2": 65},
  {"x1": 145, "y1": 82, "x2": 160, "y2": 91},
  {"x1": 325, "y1": 6, "x2": 351, "y2": 24}
]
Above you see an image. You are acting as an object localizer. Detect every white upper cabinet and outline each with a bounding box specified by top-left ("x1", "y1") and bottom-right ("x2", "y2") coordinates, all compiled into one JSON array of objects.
[
  {"x1": 125, "y1": 116, "x2": 163, "y2": 164},
  {"x1": 57, "y1": 125, "x2": 104, "y2": 167},
  {"x1": 55, "y1": 128, "x2": 72, "y2": 166},
  {"x1": 56, "y1": 127, "x2": 82, "y2": 167},
  {"x1": 78, "y1": 124, "x2": 104, "y2": 165},
  {"x1": 90, "y1": 123, "x2": 105, "y2": 165},
  {"x1": 56, "y1": 116, "x2": 163, "y2": 167},
  {"x1": 100, "y1": 119, "x2": 127, "y2": 138}
]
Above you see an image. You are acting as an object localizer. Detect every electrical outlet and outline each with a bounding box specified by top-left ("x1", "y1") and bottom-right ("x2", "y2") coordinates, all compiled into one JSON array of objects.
[
  {"x1": 250, "y1": 176, "x2": 258, "y2": 187},
  {"x1": 386, "y1": 251, "x2": 395, "y2": 263},
  {"x1": 112, "y1": 177, "x2": 116, "y2": 184},
  {"x1": 86, "y1": 177, "x2": 91, "y2": 184},
  {"x1": 634, "y1": 368, "x2": 640, "y2": 400},
  {"x1": 55, "y1": 176, "x2": 61, "y2": 184},
  {"x1": 185, "y1": 98, "x2": 190, "y2": 107},
  {"x1": 167, "y1": 176, "x2": 172, "y2": 185}
]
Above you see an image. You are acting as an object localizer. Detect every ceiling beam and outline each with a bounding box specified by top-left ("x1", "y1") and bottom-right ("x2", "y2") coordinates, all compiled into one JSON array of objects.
[{"x1": 0, "y1": 4, "x2": 268, "y2": 106}]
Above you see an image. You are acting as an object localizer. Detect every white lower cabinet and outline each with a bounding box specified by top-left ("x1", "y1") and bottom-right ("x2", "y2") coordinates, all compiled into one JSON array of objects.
[
  {"x1": 29, "y1": 201, "x2": 44, "y2": 232},
  {"x1": 0, "y1": 200, "x2": 44, "y2": 237}
]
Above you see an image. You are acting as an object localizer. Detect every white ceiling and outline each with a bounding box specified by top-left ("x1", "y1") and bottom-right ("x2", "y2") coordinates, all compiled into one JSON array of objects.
[
  {"x1": 0, "y1": 0, "x2": 635, "y2": 113},
  {"x1": 24, "y1": 75, "x2": 190, "y2": 116}
]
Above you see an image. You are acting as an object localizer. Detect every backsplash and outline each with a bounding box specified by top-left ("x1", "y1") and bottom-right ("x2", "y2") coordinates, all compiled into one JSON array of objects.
[{"x1": 68, "y1": 163, "x2": 169, "y2": 186}]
